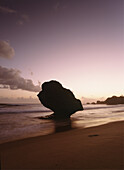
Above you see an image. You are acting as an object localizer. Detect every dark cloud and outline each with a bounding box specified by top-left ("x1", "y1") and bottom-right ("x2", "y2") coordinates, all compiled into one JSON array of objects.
[
  {"x1": 0, "y1": 6, "x2": 16, "y2": 14},
  {"x1": 0, "y1": 41, "x2": 15, "y2": 59},
  {"x1": 0, "y1": 66, "x2": 41, "y2": 92}
]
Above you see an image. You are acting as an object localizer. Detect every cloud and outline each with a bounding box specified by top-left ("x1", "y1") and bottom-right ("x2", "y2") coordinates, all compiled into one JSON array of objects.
[
  {"x1": 30, "y1": 71, "x2": 33, "y2": 76},
  {"x1": 0, "y1": 66, "x2": 41, "y2": 92},
  {"x1": 17, "y1": 20, "x2": 24, "y2": 26},
  {"x1": 0, "y1": 5, "x2": 29, "y2": 26},
  {"x1": 0, "y1": 96, "x2": 39, "y2": 104},
  {"x1": 54, "y1": 2, "x2": 60, "y2": 11},
  {"x1": 17, "y1": 14, "x2": 30, "y2": 26},
  {"x1": 53, "y1": 1, "x2": 67, "y2": 11},
  {"x1": 0, "y1": 6, "x2": 16, "y2": 14},
  {"x1": 21, "y1": 14, "x2": 29, "y2": 22},
  {"x1": 0, "y1": 41, "x2": 15, "y2": 59}
]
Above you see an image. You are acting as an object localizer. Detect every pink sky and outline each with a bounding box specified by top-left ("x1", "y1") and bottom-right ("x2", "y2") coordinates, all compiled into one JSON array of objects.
[{"x1": 0, "y1": 0, "x2": 124, "y2": 103}]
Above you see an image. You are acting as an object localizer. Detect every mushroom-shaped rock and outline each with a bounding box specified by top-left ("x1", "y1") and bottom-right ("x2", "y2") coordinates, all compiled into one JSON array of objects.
[{"x1": 37, "y1": 80, "x2": 83, "y2": 119}]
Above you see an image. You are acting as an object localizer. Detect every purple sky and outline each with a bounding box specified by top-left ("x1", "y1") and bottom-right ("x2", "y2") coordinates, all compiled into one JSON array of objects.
[{"x1": 0, "y1": 0, "x2": 124, "y2": 103}]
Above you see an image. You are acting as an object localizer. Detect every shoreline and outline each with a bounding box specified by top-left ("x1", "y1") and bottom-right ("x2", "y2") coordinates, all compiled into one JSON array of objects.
[
  {"x1": 0, "y1": 118, "x2": 123, "y2": 145},
  {"x1": 0, "y1": 120, "x2": 124, "y2": 169}
]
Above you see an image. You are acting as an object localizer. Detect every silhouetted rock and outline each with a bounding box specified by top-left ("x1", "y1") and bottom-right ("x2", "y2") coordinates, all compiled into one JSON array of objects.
[
  {"x1": 37, "y1": 80, "x2": 83, "y2": 119},
  {"x1": 96, "y1": 100, "x2": 105, "y2": 104},
  {"x1": 105, "y1": 95, "x2": 124, "y2": 105}
]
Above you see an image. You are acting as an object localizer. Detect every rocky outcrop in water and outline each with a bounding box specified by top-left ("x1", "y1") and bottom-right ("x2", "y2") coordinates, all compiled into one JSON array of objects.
[
  {"x1": 96, "y1": 95, "x2": 124, "y2": 105},
  {"x1": 105, "y1": 96, "x2": 124, "y2": 105},
  {"x1": 37, "y1": 80, "x2": 83, "y2": 119}
]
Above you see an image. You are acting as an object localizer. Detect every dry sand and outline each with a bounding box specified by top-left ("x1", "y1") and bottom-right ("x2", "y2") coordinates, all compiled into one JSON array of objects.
[{"x1": 0, "y1": 121, "x2": 124, "y2": 169}]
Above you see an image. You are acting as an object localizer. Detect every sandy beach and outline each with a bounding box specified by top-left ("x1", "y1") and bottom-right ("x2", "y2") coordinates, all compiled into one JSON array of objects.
[{"x1": 0, "y1": 121, "x2": 124, "y2": 169}]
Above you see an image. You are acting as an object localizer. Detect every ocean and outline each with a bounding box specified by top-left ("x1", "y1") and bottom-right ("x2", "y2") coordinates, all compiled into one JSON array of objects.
[{"x1": 0, "y1": 103, "x2": 124, "y2": 144}]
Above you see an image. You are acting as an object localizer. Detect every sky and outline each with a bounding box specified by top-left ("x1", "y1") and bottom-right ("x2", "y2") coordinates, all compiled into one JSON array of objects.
[{"x1": 0, "y1": 0, "x2": 124, "y2": 103}]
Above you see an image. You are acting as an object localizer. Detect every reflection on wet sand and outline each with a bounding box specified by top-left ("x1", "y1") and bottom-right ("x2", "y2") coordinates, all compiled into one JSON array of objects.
[{"x1": 54, "y1": 118, "x2": 72, "y2": 133}]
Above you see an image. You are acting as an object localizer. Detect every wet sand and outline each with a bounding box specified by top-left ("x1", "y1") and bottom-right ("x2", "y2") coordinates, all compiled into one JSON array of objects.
[{"x1": 0, "y1": 121, "x2": 124, "y2": 169}]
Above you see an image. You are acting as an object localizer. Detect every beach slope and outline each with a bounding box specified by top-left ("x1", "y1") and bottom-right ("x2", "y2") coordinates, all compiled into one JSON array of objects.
[{"x1": 0, "y1": 121, "x2": 124, "y2": 169}]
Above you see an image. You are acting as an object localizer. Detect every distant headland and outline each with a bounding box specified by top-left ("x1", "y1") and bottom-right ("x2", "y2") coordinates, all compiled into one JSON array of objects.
[{"x1": 87, "y1": 95, "x2": 124, "y2": 105}]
